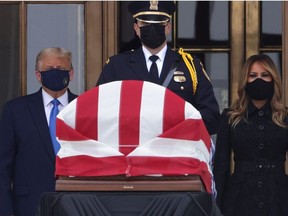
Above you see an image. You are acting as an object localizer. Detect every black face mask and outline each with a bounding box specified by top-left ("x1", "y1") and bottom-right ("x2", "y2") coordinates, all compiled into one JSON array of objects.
[
  {"x1": 41, "y1": 68, "x2": 70, "y2": 91},
  {"x1": 245, "y1": 78, "x2": 274, "y2": 100},
  {"x1": 139, "y1": 24, "x2": 166, "y2": 49}
]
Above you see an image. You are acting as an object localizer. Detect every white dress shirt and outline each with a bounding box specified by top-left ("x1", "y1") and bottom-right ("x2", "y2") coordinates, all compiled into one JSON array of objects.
[
  {"x1": 42, "y1": 89, "x2": 69, "y2": 125},
  {"x1": 142, "y1": 45, "x2": 167, "y2": 77}
]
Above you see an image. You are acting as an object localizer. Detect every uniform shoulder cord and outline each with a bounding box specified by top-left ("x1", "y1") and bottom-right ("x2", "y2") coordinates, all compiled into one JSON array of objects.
[{"x1": 178, "y1": 47, "x2": 198, "y2": 95}]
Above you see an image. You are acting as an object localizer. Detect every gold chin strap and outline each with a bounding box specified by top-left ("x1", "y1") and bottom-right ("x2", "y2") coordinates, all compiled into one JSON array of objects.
[{"x1": 178, "y1": 48, "x2": 198, "y2": 95}]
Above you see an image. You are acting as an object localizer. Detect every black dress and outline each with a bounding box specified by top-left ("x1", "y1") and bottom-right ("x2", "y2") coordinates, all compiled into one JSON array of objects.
[{"x1": 213, "y1": 102, "x2": 288, "y2": 216}]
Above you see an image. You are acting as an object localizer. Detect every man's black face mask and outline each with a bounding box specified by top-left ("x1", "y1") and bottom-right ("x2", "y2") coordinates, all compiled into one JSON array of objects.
[
  {"x1": 139, "y1": 24, "x2": 166, "y2": 49},
  {"x1": 41, "y1": 68, "x2": 70, "y2": 91}
]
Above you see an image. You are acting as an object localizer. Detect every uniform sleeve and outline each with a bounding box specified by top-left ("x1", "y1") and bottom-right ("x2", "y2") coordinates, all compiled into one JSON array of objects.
[
  {"x1": 0, "y1": 102, "x2": 16, "y2": 215},
  {"x1": 193, "y1": 57, "x2": 221, "y2": 135},
  {"x1": 212, "y1": 109, "x2": 232, "y2": 211}
]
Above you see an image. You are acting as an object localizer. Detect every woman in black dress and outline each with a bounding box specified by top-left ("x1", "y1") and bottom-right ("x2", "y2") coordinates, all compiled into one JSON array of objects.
[{"x1": 213, "y1": 54, "x2": 288, "y2": 216}]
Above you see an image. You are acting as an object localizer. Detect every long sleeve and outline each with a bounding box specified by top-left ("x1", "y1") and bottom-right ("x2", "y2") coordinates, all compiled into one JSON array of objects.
[
  {"x1": 0, "y1": 102, "x2": 16, "y2": 215},
  {"x1": 212, "y1": 109, "x2": 232, "y2": 210},
  {"x1": 192, "y1": 57, "x2": 220, "y2": 135}
]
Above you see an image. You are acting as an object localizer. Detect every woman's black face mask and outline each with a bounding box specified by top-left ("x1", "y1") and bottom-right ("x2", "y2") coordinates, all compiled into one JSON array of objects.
[
  {"x1": 139, "y1": 23, "x2": 167, "y2": 49},
  {"x1": 245, "y1": 78, "x2": 274, "y2": 100}
]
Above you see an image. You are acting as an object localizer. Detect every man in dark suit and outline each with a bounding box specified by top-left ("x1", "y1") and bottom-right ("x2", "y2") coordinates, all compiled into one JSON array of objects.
[
  {"x1": 96, "y1": 1, "x2": 220, "y2": 135},
  {"x1": 0, "y1": 47, "x2": 78, "y2": 216}
]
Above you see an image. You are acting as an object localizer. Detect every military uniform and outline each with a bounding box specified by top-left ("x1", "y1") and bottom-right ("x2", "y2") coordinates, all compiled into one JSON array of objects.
[{"x1": 96, "y1": 47, "x2": 220, "y2": 135}]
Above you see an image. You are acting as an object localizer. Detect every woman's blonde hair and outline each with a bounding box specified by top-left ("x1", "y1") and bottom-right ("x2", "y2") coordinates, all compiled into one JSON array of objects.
[{"x1": 228, "y1": 54, "x2": 287, "y2": 127}]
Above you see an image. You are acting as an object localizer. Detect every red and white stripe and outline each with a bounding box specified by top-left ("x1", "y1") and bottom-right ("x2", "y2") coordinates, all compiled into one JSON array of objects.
[{"x1": 55, "y1": 80, "x2": 212, "y2": 193}]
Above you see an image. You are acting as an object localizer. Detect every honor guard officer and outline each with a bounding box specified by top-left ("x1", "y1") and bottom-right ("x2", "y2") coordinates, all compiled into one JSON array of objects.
[{"x1": 96, "y1": 1, "x2": 221, "y2": 135}]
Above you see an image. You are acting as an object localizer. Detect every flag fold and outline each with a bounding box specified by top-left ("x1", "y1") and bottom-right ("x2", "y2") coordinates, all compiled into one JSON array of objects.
[{"x1": 55, "y1": 80, "x2": 213, "y2": 193}]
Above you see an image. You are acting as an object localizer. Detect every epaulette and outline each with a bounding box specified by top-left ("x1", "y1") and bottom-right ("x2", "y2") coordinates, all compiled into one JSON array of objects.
[
  {"x1": 123, "y1": 49, "x2": 135, "y2": 54},
  {"x1": 200, "y1": 62, "x2": 211, "y2": 82},
  {"x1": 105, "y1": 49, "x2": 135, "y2": 65},
  {"x1": 178, "y1": 48, "x2": 198, "y2": 95}
]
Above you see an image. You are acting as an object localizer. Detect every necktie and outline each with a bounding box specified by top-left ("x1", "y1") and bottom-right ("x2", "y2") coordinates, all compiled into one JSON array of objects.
[
  {"x1": 149, "y1": 55, "x2": 159, "y2": 83},
  {"x1": 49, "y1": 99, "x2": 61, "y2": 154}
]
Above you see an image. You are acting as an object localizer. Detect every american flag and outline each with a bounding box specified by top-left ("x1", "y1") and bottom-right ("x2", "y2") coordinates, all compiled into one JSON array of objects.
[{"x1": 55, "y1": 80, "x2": 213, "y2": 193}]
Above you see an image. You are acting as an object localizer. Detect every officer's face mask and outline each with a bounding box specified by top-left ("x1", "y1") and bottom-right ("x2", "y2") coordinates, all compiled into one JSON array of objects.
[
  {"x1": 245, "y1": 78, "x2": 274, "y2": 100},
  {"x1": 40, "y1": 68, "x2": 70, "y2": 91},
  {"x1": 139, "y1": 23, "x2": 167, "y2": 49}
]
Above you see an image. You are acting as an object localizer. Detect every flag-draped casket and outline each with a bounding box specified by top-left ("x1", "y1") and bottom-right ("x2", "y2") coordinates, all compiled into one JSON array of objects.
[{"x1": 55, "y1": 80, "x2": 213, "y2": 193}]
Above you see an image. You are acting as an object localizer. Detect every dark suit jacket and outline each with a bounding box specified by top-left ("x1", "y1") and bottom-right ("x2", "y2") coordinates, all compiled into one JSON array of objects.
[
  {"x1": 96, "y1": 47, "x2": 220, "y2": 135},
  {"x1": 0, "y1": 88, "x2": 77, "y2": 216}
]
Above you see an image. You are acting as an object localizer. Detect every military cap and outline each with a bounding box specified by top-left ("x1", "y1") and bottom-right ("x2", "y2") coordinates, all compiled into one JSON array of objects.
[{"x1": 128, "y1": 1, "x2": 176, "y2": 24}]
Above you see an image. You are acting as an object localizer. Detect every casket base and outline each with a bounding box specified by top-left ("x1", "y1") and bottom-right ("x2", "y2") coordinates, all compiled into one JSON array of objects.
[{"x1": 56, "y1": 175, "x2": 205, "y2": 192}]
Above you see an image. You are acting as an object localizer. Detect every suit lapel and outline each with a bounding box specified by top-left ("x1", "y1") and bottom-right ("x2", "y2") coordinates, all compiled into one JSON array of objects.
[
  {"x1": 28, "y1": 89, "x2": 56, "y2": 162},
  {"x1": 128, "y1": 48, "x2": 151, "y2": 81},
  {"x1": 159, "y1": 49, "x2": 180, "y2": 84},
  {"x1": 28, "y1": 89, "x2": 78, "y2": 163},
  {"x1": 67, "y1": 89, "x2": 78, "y2": 102}
]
